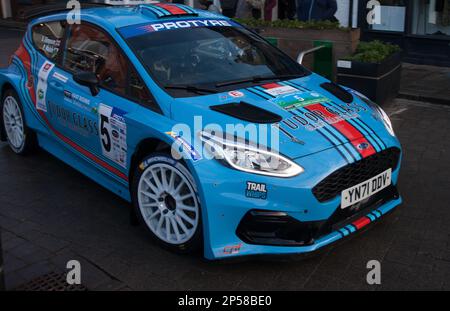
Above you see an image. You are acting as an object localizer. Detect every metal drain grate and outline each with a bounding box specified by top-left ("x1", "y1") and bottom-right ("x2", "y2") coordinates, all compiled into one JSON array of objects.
[{"x1": 14, "y1": 271, "x2": 88, "y2": 291}]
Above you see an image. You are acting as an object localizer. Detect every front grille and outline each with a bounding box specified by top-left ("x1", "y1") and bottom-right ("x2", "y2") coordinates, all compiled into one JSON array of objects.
[{"x1": 312, "y1": 147, "x2": 401, "y2": 202}]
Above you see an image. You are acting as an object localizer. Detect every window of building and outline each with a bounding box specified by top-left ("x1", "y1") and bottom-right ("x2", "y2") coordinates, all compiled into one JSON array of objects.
[
  {"x1": 411, "y1": 0, "x2": 450, "y2": 36},
  {"x1": 369, "y1": 0, "x2": 407, "y2": 32}
]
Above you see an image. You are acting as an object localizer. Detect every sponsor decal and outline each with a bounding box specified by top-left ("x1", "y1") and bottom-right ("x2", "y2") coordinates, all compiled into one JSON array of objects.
[
  {"x1": 223, "y1": 243, "x2": 242, "y2": 255},
  {"x1": 261, "y1": 83, "x2": 297, "y2": 97},
  {"x1": 275, "y1": 103, "x2": 359, "y2": 134},
  {"x1": 99, "y1": 104, "x2": 128, "y2": 168},
  {"x1": 47, "y1": 101, "x2": 99, "y2": 137},
  {"x1": 139, "y1": 156, "x2": 177, "y2": 171},
  {"x1": 120, "y1": 19, "x2": 238, "y2": 38},
  {"x1": 37, "y1": 89, "x2": 44, "y2": 100},
  {"x1": 245, "y1": 181, "x2": 267, "y2": 200},
  {"x1": 36, "y1": 61, "x2": 55, "y2": 111},
  {"x1": 270, "y1": 91, "x2": 330, "y2": 111},
  {"x1": 64, "y1": 90, "x2": 92, "y2": 112},
  {"x1": 228, "y1": 90, "x2": 244, "y2": 98},
  {"x1": 357, "y1": 142, "x2": 370, "y2": 150},
  {"x1": 53, "y1": 71, "x2": 69, "y2": 83},
  {"x1": 166, "y1": 131, "x2": 202, "y2": 162},
  {"x1": 40, "y1": 35, "x2": 61, "y2": 56}
]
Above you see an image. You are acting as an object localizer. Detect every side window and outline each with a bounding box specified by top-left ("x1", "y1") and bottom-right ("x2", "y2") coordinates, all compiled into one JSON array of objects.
[
  {"x1": 128, "y1": 67, "x2": 161, "y2": 114},
  {"x1": 32, "y1": 21, "x2": 66, "y2": 61},
  {"x1": 129, "y1": 67, "x2": 151, "y2": 103},
  {"x1": 63, "y1": 24, "x2": 128, "y2": 96}
]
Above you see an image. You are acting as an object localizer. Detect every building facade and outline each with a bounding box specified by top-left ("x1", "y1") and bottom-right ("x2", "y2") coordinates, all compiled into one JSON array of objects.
[{"x1": 357, "y1": 0, "x2": 450, "y2": 66}]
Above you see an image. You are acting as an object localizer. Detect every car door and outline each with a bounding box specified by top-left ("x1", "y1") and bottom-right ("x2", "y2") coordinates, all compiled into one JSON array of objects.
[{"x1": 46, "y1": 23, "x2": 144, "y2": 175}]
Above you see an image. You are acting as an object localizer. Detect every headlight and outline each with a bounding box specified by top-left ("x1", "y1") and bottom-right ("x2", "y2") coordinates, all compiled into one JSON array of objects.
[
  {"x1": 200, "y1": 131, "x2": 304, "y2": 178},
  {"x1": 353, "y1": 91, "x2": 395, "y2": 137},
  {"x1": 376, "y1": 106, "x2": 395, "y2": 136}
]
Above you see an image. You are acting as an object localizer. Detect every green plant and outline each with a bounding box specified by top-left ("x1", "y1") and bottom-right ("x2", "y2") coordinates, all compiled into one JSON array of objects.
[
  {"x1": 346, "y1": 40, "x2": 401, "y2": 63},
  {"x1": 233, "y1": 18, "x2": 346, "y2": 31}
]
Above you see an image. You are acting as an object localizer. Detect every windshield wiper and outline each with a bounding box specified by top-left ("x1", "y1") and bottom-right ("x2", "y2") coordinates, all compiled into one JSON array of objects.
[
  {"x1": 215, "y1": 74, "x2": 303, "y2": 88},
  {"x1": 164, "y1": 84, "x2": 216, "y2": 94}
]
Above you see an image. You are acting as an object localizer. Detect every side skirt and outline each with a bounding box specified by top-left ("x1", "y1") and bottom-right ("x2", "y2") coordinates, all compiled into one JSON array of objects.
[{"x1": 37, "y1": 133, "x2": 131, "y2": 202}]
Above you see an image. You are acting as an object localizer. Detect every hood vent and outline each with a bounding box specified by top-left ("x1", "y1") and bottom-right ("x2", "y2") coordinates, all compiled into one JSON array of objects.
[
  {"x1": 210, "y1": 102, "x2": 282, "y2": 124},
  {"x1": 320, "y1": 82, "x2": 353, "y2": 103}
]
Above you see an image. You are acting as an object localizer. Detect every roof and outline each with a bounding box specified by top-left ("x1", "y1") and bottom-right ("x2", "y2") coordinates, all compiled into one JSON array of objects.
[{"x1": 34, "y1": 4, "x2": 227, "y2": 30}]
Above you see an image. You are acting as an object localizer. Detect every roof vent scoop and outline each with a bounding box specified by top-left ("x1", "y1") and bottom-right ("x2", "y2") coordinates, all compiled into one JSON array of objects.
[
  {"x1": 320, "y1": 82, "x2": 353, "y2": 103},
  {"x1": 210, "y1": 102, "x2": 282, "y2": 124}
]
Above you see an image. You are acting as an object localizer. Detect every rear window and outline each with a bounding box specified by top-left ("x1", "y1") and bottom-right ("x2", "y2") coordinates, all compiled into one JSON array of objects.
[{"x1": 32, "y1": 21, "x2": 66, "y2": 61}]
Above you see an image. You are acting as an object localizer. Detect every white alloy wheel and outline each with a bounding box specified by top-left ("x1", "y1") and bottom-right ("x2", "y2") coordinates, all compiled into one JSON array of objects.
[
  {"x1": 137, "y1": 162, "x2": 200, "y2": 245},
  {"x1": 3, "y1": 95, "x2": 25, "y2": 151}
]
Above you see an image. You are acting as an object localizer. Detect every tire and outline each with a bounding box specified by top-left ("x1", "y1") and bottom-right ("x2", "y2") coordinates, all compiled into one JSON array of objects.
[
  {"x1": 1, "y1": 88, "x2": 37, "y2": 155},
  {"x1": 131, "y1": 153, "x2": 203, "y2": 253}
]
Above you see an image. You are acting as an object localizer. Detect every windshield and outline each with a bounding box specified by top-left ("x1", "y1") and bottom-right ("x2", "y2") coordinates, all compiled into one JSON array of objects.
[{"x1": 123, "y1": 24, "x2": 309, "y2": 97}]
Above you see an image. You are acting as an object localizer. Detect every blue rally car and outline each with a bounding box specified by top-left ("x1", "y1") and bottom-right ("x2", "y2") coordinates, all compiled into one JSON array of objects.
[{"x1": 0, "y1": 2, "x2": 402, "y2": 259}]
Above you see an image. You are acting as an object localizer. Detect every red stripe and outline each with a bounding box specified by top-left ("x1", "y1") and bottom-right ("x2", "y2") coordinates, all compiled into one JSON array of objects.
[
  {"x1": 15, "y1": 42, "x2": 36, "y2": 108},
  {"x1": 154, "y1": 3, "x2": 188, "y2": 15},
  {"x1": 16, "y1": 47, "x2": 128, "y2": 182},
  {"x1": 305, "y1": 103, "x2": 376, "y2": 158},
  {"x1": 352, "y1": 216, "x2": 371, "y2": 230},
  {"x1": 261, "y1": 83, "x2": 282, "y2": 89}
]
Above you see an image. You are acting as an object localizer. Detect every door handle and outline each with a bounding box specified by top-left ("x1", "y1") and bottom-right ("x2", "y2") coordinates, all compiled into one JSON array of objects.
[{"x1": 49, "y1": 81, "x2": 64, "y2": 92}]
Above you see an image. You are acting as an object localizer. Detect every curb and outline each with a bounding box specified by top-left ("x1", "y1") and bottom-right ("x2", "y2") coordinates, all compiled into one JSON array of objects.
[{"x1": 398, "y1": 92, "x2": 450, "y2": 106}]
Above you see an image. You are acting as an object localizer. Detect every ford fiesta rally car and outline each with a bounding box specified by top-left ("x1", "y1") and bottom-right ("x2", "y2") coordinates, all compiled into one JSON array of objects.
[{"x1": 0, "y1": 3, "x2": 402, "y2": 260}]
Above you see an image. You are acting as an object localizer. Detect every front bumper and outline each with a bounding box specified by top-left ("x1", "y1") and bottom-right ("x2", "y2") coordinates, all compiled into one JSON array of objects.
[
  {"x1": 190, "y1": 135, "x2": 402, "y2": 260},
  {"x1": 237, "y1": 185, "x2": 399, "y2": 247}
]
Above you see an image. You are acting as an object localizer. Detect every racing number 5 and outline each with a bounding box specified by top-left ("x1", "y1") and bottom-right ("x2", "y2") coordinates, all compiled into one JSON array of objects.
[
  {"x1": 100, "y1": 114, "x2": 111, "y2": 152},
  {"x1": 98, "y1": 104, "x2": 113, "y2": 158}
]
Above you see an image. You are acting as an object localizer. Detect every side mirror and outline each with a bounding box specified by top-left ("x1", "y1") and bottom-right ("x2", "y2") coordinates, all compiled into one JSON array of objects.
[
  {"x1": 73, "y1": 71, "x2": 100, "y2": 96},
  {"x1": 297, "y1": 45, "x2": 325, "y2": 64}
]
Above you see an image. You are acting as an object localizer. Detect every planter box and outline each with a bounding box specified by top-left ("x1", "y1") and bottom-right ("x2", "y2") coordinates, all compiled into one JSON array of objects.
[
  {"x1": 256, "y1": 27, "x2": 360, "y2": 80},
  {"x1": 336, "y1": 52, "x2": 402, "y2": 106}
]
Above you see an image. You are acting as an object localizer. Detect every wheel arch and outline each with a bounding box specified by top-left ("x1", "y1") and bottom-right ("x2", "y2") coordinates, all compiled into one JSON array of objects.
[
  {"x1": 128, "y1": 136, "x2": 202, "y2": 193},
  {"x1": 129, "y1": 137, "x2": 172, "y2": 186}
]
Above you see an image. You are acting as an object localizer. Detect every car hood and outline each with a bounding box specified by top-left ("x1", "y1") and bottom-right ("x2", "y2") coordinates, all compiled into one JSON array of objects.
[{"x1": 169, "y1": 73, "x2": 389, "y2": 159}]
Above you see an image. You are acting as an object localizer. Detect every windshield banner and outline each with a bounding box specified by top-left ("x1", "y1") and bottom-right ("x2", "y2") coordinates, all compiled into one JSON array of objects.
[{"x1": 119, "y1": 19, "x2": 240, "y2": 38}]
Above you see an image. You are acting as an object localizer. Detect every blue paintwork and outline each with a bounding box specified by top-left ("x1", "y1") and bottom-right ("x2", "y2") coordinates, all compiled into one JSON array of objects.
[{"x1": 0, "y1": 4, "x2": 403, "y2": 260}]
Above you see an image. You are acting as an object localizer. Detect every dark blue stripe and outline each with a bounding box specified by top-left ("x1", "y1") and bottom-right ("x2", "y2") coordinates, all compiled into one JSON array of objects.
[
  {"x1": 300, "y1": 106, "x2": 361, "y2": 161},
  {"x1": 323, "y1": 102, "x2": 382, "y2": 153},
  {"x1": 288, "y1": 80, "x2": 311, "y2": 91},
  {"x1": 254, "y1": 86, "x2": 276, "y2": 98},
  {"x1": 246, "y1": 87, "x2": 273, "y2": 100},
  {"x1": 292, "y1": 109, "x2": 353, "y2": 163},
  {"x1": 328, "y1": 101, "x2": 386, "y2": 150}
]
